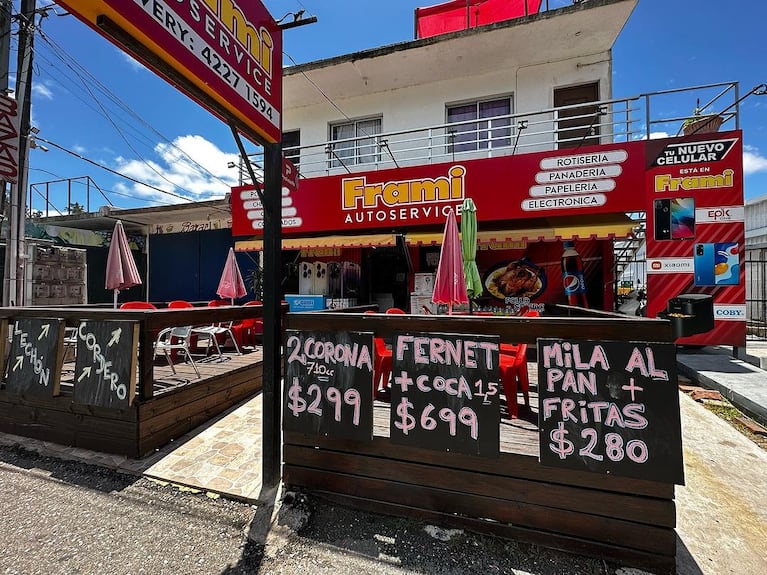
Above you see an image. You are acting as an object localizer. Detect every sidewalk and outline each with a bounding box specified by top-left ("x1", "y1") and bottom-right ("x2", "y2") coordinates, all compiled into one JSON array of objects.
[{"x1": 676, "y1": 339, "x2": 767, "y2": 427}]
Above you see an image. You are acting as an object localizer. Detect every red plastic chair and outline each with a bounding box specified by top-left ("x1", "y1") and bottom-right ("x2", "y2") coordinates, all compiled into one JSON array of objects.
[
  {"x1": 499, "y1": 310, "x2": 539, "y2": 418},
  {"x1": 231, "y1": 301, "x2": 263, "y2": 349},
  {"x1": 365, "y1": 311, "x2": 392, "y2": 399},
  {"x1": 120, "y1": 301, "x2": 156, "y2": 310},
  {"x1": 168, "y1": 300, "x2": 194, "y2": 309},
  {"x1": 385, "y1": 307, "x2": 406, "y2": 314}
]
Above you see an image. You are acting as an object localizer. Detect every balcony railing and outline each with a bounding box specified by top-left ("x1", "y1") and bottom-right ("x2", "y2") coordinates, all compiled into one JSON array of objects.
[{"x1": 243, "y1": 81, "x2": 741, "y2": 182}]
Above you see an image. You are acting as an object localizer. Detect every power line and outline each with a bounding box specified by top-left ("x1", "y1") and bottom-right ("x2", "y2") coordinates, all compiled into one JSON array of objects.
[
  {"x1": 35, "y1": 26, "x2": 237, "y2": 191},
  {"x1": 34, "y1": 136, "x2": 230, "y2": 209}
]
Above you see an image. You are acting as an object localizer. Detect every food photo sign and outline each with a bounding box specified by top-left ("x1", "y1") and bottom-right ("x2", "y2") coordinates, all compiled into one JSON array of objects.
[
  {"x1": 537, "y1": 338, "x2": 684, "y2": 484},
  {"x1": 389, "y1": 331, "x2": 501, "y2": 457},
  {"x1": 283, "y1": 330, "x2": 374, "y2": 440}
]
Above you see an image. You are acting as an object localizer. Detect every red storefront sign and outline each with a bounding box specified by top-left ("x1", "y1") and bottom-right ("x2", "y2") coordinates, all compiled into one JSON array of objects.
[
  {"x1": 231, "y1": 141, "x2": 646, "y2": 237},
  {"x1": 645, "y1": 130, "x2": 745, "y2": 347},
  {"x1": 58, "y1": 0, "x2": 282, "y2": 144}
]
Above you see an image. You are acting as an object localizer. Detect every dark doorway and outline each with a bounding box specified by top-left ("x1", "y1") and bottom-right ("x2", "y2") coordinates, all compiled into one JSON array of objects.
[{"x1": 554, "y1": 82, "x2": 600, "y2": 149}]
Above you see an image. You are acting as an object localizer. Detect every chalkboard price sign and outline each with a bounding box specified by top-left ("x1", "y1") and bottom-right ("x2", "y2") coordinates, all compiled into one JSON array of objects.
[
  {"x1": 73, "y1": 320, "x2": 140, "y2": 409},
  {"x1": 389, "y1": 332, "x2": 500, "y2": 458},
  {"x1": 538, "y1": 339, "x2": 684, "y2": 485},
  {"x1": 5, "y1": 318, "x2": 65, "y2": 398},
  {"x1": 283, "y1": 330, "x2": 374, "y2": 440}
]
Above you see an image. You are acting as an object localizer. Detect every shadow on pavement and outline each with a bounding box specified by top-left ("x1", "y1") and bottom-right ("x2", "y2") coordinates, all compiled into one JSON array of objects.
[
  {"x1": 675, "y1": 534, "x2": 705, "y2": 575},
  {"x1": 0, "y1": 444, "x2": 139, "y2": 493}
]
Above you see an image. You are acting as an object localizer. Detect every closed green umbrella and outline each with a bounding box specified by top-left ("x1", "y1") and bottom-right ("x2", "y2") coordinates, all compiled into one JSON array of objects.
[{"x1": 461, "y1": 198, "x2": 482, "y2": 300}]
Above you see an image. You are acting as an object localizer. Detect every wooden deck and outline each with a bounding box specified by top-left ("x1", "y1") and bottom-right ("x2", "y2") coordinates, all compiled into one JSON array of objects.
[
  {"x1": 56, "y1": 347, "x2": 264, "y2": 398},
  {"x1": 0, "y1": 345, "x2": 265, "y2": 458}
]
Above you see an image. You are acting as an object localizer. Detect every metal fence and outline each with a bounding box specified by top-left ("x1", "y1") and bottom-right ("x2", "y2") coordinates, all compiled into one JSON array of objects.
[{"x1": 746, "y1": 249, "x2": 767, "y2": 339}]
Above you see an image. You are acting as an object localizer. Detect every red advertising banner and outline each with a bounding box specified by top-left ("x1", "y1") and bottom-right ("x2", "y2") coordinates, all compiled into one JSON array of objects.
[
  {"x1": 415, "y1": 0, "x2": 543, "y2": 39},
  {"x1": 0, "y1": 94, "x2": 20, "y2": 183},
  {"x1": 231, "y1": 141, "x2": 646, "y2": 236},
  {"x1": 645, "y1": 130, "x2": 745, "y2": 347},
  {"x1": 58, "y1": 0, "x2": 282, "y2": 144},
  {"x1": 233, "y1": 158, "x2": 299, "y2": 233}
]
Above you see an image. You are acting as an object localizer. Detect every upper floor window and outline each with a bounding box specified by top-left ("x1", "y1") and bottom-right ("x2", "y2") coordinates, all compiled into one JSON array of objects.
[
  {"x1": 283, "y1": 130, "x2": 300, "y2": 167},
  {"x1": 446, "y1": 97, "x2": 512, "y2": 153},
  {"x1": 328, "y1": 117, "x2": 382, "y2": 168}
]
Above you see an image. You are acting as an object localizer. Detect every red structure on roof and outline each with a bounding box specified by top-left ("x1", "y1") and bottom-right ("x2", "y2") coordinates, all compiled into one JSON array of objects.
[{"x1": 415, "y1": 0, "x2": 543, "y2": 38}]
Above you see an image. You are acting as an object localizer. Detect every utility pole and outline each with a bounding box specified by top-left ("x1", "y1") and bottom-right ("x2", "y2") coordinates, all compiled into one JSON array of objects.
[
  {"x1": 0, "y1": 0, "x2": 12, "y2": 305},
  {"x1": 4, "y1": 0, "x2": 35, "y2": 306}
]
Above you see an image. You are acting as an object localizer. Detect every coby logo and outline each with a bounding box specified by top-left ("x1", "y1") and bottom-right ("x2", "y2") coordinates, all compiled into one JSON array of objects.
[{"x1": 713, "y1": 305, "x2": 746, "y2": 321}]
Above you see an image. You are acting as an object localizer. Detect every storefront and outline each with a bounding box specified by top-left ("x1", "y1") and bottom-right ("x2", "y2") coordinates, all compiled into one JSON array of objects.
[{"x1": 233, "y1": 130, "x2": 745, "y2": 347}]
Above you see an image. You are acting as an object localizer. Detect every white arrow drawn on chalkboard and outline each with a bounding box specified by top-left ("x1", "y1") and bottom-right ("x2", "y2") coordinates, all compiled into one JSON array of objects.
[
  {"x1": 108, "y1": 328, "x2": 122, "y2": 347},
  {"x1": 38, "y1": 324, "x2": 50, "y2": 340},
  {"x1": 13, "y1": 356, "x2": 23, "y2": 371},
  {"x1": 78, "y1": 366, "x2": 92, "y2": 382}
]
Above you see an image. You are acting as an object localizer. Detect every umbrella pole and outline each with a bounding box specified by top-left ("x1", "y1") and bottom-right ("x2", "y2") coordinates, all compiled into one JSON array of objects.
[{"x1": 113, "y1": 289, "x2": 118, "y2": 309}]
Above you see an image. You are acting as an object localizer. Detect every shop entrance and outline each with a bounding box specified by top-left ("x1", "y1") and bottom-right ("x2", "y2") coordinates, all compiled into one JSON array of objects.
[{"x1": 365, "y1": 247, "x2": 411, "y2": 312}]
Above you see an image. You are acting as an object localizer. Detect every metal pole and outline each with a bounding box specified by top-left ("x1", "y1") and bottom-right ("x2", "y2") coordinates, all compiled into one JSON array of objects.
[
  {"x1": 262, "y1": 141, "x2": 282, "y2": 488},
  {"x1": 11, "y1": 0, "x2": 36, "y2": 305},
  {"x1": 0, "y1": 0, "x2": 12, "y2": 305}
]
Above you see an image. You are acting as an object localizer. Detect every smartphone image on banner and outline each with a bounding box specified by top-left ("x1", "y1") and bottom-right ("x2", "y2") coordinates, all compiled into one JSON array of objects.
[
  {"x1": 654, "y1": 198, "x2": 695, "y2": 241},
  {"x1": 670, "y1": 198, "x2": 695, "y2": 239},
  {"x1": 654, "y1": 199, "x2": 671, "y2": 240},
  {"x1": 694, "y1": 242, "x2": 740, "y2": 286}
]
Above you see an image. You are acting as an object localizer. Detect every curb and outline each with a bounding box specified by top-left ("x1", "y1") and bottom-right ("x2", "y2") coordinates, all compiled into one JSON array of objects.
[{"x1": 677, "y1": 360, "x2": 767, "y2": 428}]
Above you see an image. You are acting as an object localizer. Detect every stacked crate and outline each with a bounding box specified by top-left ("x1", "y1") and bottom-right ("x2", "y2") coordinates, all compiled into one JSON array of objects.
[{"x1": 26, "y1": 243, "x2": 87, "y2": 306}]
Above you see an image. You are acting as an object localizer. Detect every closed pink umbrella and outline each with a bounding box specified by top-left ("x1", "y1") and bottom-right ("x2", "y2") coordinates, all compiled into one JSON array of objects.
[
  {"x1": 432, "y1": 210, "x2": 468, "y2": 315},
  {"x1": 105, "y1": 220, "x2": 142, "y2": 308},
  {"x1": 217, "y1": 247, "x2": 248, "y2": 304}
]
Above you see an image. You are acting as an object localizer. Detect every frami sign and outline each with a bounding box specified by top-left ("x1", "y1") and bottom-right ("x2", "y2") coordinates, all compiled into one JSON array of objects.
[
  {"x1": 58, "y1": 0, "x2": 282, "y2": 144},
  {"x1": 231, "y1": 141, "x2": 645, "y2": 236}
]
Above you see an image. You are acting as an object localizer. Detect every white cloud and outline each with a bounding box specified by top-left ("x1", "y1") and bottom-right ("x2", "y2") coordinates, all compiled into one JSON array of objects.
[
  {"x1": 112, "y1": 135, "x2": 240, "y2": 204},
  {"x1": 119, "y1": 49, "x2": 148, "y2": 72},
  {"x1": 743, "y1": 146, "x2": 767, "y2": 175},
  {"x1": 648, "y1": 131, "x2": 670, "y2": 140},
  {"x1": 32, "y1": 82, "x2": 53, "y2": 100}
]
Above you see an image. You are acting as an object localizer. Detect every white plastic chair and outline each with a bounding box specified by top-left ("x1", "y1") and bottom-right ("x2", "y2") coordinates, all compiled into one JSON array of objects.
[{"x1": 153, "y1": 325, "x2": 200, "y2": 378}]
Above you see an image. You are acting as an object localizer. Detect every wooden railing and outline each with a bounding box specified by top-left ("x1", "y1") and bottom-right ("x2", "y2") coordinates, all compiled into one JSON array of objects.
[{"x1": 0, "y1": 304, "x2": 279, "y2": 401}]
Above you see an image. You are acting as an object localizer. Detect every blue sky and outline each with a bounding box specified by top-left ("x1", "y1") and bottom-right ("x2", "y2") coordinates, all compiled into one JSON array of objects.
[{"x1": 15, "y1": 0, "x2": 767, "y2": 216}]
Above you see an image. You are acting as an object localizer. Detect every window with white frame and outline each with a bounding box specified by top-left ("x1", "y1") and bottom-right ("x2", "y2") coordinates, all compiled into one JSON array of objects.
[
  {"x1": 446, "y1": 97, "x2": 512, "y2": 153},
  {"x1": 328, "y1": 117, "x2": 382, "y2": 168}
]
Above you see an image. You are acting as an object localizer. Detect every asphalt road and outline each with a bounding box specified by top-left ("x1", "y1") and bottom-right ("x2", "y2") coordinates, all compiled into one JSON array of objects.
[
  {"x1": 1, "y1": 445, "x2": 645, "y2": 575},
  {"x1": 0, "y1": 446, "x2": 262, "y2": 575}
]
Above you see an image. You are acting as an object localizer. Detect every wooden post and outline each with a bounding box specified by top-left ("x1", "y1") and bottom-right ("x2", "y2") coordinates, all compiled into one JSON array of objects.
[{"x1": 262, "y1": 141, "x2": 282, "y2": 488}]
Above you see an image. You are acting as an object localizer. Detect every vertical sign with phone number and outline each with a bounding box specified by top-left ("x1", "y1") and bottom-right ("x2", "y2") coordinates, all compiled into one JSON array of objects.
[
  {"x1": 390, "y1": 332, "x2": 500, "y2": 458},
  {"x1": 538, "y1": 338, "x2": 684, "y2": 484},
  {"x1": 283, "y1": 330, "x2": 374, "y2": 441}
]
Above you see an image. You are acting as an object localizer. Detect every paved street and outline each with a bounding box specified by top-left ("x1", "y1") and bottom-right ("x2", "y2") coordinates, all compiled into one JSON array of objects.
[
  {"x1": 2, "y1": 387, "x2": 766, "y2": 575},
  {"x1": 0, "y1": 448, "x2": 261, "y2": 575}
]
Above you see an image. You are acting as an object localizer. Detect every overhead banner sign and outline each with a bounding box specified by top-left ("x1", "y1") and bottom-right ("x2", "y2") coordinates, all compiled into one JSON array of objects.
[{"x1": 57, "y1": 0, "x2": 282, "y2": 144}]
